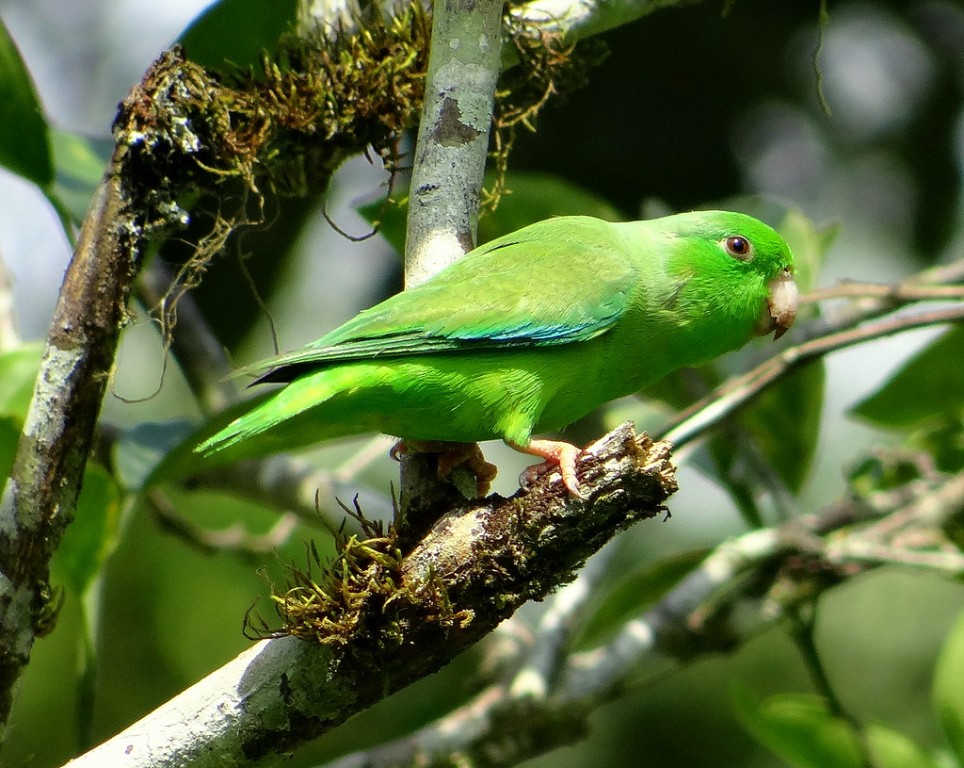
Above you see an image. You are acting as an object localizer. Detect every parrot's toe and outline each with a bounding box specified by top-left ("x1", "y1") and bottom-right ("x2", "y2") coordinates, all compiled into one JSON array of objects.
[
  {"x1": 436, "y1": 443, "x2": 498, "y2": 496},
  {"x1": 511, "y1": 438, "x2": 587, "y2": 499},
  {"x1": 391, "y1": 439, "x2": 498, "y2": 496}
]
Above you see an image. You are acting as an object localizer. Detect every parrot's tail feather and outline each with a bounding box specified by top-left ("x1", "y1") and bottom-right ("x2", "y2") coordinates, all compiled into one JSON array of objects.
[
  {"x1": 195, "y1": 371, "x2": 345, "y2": 456},
  {"x1": 195, "y1": 421, "x2": 255, "y2": 456}
]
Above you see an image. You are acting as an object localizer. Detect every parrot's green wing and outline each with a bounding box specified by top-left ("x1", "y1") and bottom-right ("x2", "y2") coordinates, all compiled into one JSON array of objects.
[{"x1": 248, "y1": 217, "x2": 638, "y2": 383}]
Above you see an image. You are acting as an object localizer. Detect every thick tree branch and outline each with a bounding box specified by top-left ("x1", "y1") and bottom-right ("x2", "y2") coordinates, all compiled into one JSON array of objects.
[{"x1": 62, "y1": 426, "x2": 676, "y2": 768}]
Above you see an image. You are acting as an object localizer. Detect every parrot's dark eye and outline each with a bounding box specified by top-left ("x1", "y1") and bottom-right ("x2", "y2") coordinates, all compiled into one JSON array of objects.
[{"x1": 723, "y1": 235, "x2": 754, "y2": 261}]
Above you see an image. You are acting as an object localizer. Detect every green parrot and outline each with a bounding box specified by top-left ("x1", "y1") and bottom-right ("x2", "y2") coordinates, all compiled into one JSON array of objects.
[{"x1": 196, "y1": 211, "x2": 798, "y2": 496}]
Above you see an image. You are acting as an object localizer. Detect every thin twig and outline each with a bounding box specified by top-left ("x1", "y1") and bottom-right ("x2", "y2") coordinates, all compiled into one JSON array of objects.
[
  {"x1": 799, "y1": 260, "x2": 964, "y2": 340},
  {"x1": 661, "y1": 305, "x2": 964, "y2": 449},
  {"x1": 188, "y1": 455, "x2": 394, "y2": 537},
  {"x1": 147, "y1": 489, "x2": 301, "y2": 555},
  {"x1": 802, "y1": 282, "x2": 964, "y2": 303}
]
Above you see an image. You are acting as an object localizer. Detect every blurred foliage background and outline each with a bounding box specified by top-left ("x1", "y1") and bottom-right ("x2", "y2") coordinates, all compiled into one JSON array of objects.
[{"x1": 0, "y1": 0, "x2": 962, "y2": 766}]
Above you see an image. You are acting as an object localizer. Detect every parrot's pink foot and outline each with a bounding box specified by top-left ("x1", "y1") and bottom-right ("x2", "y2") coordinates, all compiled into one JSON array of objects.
[
  {"x1": 511, "y1": 438, "x2": 586, "y2": 499},
  {"x1": 390, "y1": 439, "x2": 498, "y2": 496}
]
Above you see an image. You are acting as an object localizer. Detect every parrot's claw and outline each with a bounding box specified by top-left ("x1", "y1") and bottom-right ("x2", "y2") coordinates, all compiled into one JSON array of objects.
[
  {"x1": 512, "y1": 438, "x2": 587, "y2": 499},
  {"x1": 389, "y1": 440, "x2": 407, "y2": 462}
]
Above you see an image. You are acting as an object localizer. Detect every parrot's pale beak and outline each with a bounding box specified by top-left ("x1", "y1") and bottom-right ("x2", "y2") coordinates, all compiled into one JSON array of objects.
[{"x1": 758, "y1": 269, "x2": 798, "y2": 340}]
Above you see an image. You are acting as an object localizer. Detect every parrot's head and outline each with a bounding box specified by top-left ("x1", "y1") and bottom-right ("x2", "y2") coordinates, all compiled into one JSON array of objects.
[{"x1": 666, "y1": 211, "x2": 798, "y2": 343}]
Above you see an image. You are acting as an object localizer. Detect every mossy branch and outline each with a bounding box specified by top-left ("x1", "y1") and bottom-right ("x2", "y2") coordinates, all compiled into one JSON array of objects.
[{"x1": 62, "y1": 426, "x2": 676, "y2": 768}]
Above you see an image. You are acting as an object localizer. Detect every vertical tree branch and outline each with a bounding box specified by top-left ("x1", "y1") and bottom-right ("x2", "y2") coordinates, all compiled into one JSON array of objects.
[
  {"x1": 404, "y1": 0, "x2": 504, "y2": 283},
  {"x1": 0, "y1": 46, "x2": 217, "y2": 732},
  {"x1": 0, "y1": 161, "x2": 140, "y2": 732},
  {"x1": 399, "y1": 0, "x2": 506, "y2": 523}
]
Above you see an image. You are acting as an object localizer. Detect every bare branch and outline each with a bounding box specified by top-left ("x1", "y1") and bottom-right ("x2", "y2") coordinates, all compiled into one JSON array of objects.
[
  {"x1": 661, "y1": 304, "x2": 964, "y2": 449},
  {"x1": 801, "y1": 282, "x2": 964, "y2": 304},
  {"x1": 508, "y1": 546, "x2": 616, "y2": 699},
  {"x1": 147, "y1": 489, "x2": 302, "y2": 555}
]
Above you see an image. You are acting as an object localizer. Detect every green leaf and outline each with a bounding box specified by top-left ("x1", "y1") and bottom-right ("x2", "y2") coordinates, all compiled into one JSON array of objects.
[
  {"x1": 688, "y1": 360, "x2": 824, "y2": 527},
  {"x1": 0, "y1": 343, "x2": 43, "y2": 420},
  {"x1": 934, "y1": 611, "x2": 964, "y2": 764},
  {"x1": 853, "y1": 326, "x2": 964, "y2": 430},
  {"x1": 915, "y1": 420, "x2": 964, "y2": 475},
  {"x1": 179, "y1": 0, "x2": 300, "y2": 75},
  {"x1": 0, "y1": 18, "x2": 53, "y2": 188},
  {"x1": 735, "y1": 690, "x2": 938, "y2": 768},
  {"x1": 733, "y1": 690, "x2": 864, "y2": 768},
  {"x1": 847, "y1": 451, "x2": 928, "y2": 496},
  {"x1": 777, "y1": 207, "x2": 838, "y2": 295},
  {"x1": 52, "y1": 465, "x2": 122, "y2": 598},
  {"x1": 576, "y1": 549, "x2": 709, "y2": 646},
  {"x1": 358, "y1": 172, "x2": 624, "y2": 255},
  {"x1": 865, "y1": 725, "x2": 940, "y2": 768},
  {"x1": 0, "y1": 347, "x2": 29, "y2": 492},
  {"x1": 49, "y1": 129, "x2": 112, "y2": 225}
]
